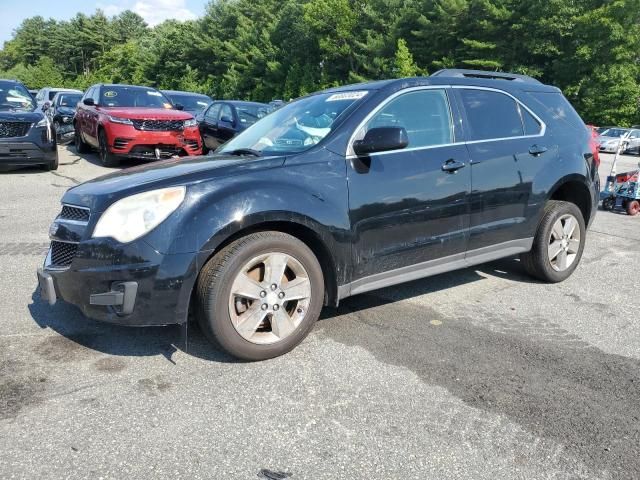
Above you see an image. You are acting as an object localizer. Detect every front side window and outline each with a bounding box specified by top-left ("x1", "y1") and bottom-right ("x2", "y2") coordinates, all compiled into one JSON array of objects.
[
  {"x1": 99, "y1": 86, "x2": 173, "y2": 109},
  {"x1": 460, "y1": 89, "x2": 524, "y2": 141},
  {"x1": 358, "y1": 89, "x2": 454, "y2": 149},
  {"x1": 205, "y1": 103, "x2": 221, "y2": 122}
]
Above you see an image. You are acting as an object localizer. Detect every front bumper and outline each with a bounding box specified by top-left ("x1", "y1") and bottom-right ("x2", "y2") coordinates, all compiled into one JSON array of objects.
[
  {"x1": 38, "y1": 238, "x2": 198, "y2": 326},
  {"x1": 0, "y1": 129, "x2": 57, "y2": 166},
  {"x1": 105, "y1": 124, "x2": 202, "y2": 159}
]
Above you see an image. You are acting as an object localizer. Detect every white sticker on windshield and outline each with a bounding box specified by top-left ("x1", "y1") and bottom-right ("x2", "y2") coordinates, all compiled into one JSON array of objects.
[
  {"x1": 147, "y1": 91, "x2": 162, "y2": 97},
  {"x1": 326, "y1": 91, "x2": 368, "y2": 102}
]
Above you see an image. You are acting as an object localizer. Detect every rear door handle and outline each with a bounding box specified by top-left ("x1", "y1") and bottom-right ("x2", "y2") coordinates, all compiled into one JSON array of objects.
[
  {"x1": 529, "y1": 144, "x2": 548, "y2": 156},
  {"x1": 442, "y1": 159, "x2": 466, "y2": 173}
]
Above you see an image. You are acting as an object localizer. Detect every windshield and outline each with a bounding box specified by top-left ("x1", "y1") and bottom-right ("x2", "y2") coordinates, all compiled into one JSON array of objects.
[
  {"x1": 167, "y1": 93, "x2": 211, "y2": 112},
  {"x1": 600, "y1": 128, "x2": 629, "y2": 138},
  {"x1": 58, "y1": 94, "x2": 82, "y2": 108},
  {"x1": 0, "y1": 81, "x2": 36, "y2": 112},
  {"x1": 99, "y1": 86, "x2": 173, "y2": 109},
  {"x1": 219, "y1": 91, "x2": 368, "y2": 155}
]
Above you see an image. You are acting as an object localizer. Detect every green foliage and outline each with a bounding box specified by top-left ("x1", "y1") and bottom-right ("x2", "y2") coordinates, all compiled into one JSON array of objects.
[{"x1": 0, "y1": 0, "x2": 639, "y2": 124}]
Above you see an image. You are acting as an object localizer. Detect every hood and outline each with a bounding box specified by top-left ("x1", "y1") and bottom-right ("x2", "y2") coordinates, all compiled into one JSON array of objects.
[
  {"x1": 0, "y1": 110, "x2": 42, "y2": 122},
  {"x1": 100, "y1": 107, "x2": 194, "y2": 121},
  {"x1": 62, "y1": 154, "x2": 285, "y2": 213}
]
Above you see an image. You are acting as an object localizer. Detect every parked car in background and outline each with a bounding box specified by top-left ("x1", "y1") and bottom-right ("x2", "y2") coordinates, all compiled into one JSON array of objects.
[
  {"x1": 198, "y1": 100, "x2": 269, "y2": 151},
  {"x1": 36, "y1": 87, "x2": 82, "y2": 110},
  {"x1": 46, "y1": 91, "x2": 83, "y2": 144},
  {"x1": 28, "y1": 89, "x2": 38, "y2": 99},
  {"x1": 0, "y1": 79, "x2": 58, "y2": 170},
  {"x1": 595, "y1": 126, "x2": 614, "y2": 135},
  {"x1": 161, "y1": 90, "x2": 212, "y2": 117},
  {"x1": 38, "y1": 70, "x2": 599, "y2": 360},
  {"x1": 596, "y1": 127, "x2": 632, "y2": 153},
  {"x1": 74, "y1": 84, "x2": 202, "y2": 167}
]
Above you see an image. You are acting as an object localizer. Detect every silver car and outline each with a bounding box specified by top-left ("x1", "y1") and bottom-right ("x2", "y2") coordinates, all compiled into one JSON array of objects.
[{"x1": 596, "y1": 127, "x2": 637, "y2": 153}]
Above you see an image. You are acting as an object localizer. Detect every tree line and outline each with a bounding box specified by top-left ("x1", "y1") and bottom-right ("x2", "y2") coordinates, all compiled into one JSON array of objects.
[{"x1": 1, "y1": 0, "x2": 639, "y2": 126}]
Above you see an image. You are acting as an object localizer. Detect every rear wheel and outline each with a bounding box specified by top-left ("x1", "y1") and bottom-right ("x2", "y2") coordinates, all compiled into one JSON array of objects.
[
  {"x1": 74, "y1": 124, "x2": 91, "y2": 154},
  {"x1": 98, "y1": 129, "x2": 119, "y2": 168},
  {"x1": 521, "y1": 201, "x2": 586, "y2": 283},
  {"x1": 196, "y1": 231, "x2": 324, "y2": 361},
  {"x1": 626, "y1": 200, "x2": 640, "y2": 216}
]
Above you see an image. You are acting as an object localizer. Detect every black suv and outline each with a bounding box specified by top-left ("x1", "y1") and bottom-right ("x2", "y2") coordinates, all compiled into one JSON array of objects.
[
  {"x1": 0, "y1": 79, "x2": 58, "y2": 170},
  {"x1": 37, "y1": 70, "x2": 599, "y2": 360}
]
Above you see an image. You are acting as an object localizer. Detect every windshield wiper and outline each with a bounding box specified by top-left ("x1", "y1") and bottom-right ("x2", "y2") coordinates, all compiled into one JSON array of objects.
[{"x1": 225, "y1": 148, "x2": 262, "y2": 157}]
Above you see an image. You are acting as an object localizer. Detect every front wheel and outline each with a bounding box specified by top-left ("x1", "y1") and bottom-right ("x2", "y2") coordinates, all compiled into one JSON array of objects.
[
  {"x1": 196, "y1": 231, "x2": 324, "y2": 361},
  {"x1": 98, "y1": 129, "x2": 119, "y2": 167},
  {"x1": 602, "y1": 196, "x2": 616, "y2": 211},
  {"x1": 520, "y1": 200, "x2": 586, "y2": 283},
  {"x1": 627, "y1": 200, "x2": 640, "y2": 216}
]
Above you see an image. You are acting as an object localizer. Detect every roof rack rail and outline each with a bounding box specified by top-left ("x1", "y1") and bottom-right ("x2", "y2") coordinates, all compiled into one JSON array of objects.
[{"x1": 431, "y1": 69, "x2": 541, "y2": 84}]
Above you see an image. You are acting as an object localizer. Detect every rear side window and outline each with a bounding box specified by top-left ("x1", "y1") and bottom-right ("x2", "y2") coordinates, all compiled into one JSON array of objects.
[
  {"x1": 521, "y1": 107, "x2": 542, "y2": 135},
  {"x1": 529, "y1": 92, "x2": 585, "y2": 132},
  {"x1": 364, "y1": 89, "x2": 454, "y2": 148},
  {"x1": 459, "y1": 89, "x2": 524, "y2": 141}
]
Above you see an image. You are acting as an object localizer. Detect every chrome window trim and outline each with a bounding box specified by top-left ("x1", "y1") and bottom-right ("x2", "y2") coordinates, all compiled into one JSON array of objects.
[
  {"x1": 345, "y1": 84, "x2": 547, "y2": 159},
  {"x1": 346, "y1": 85, "x2": 455, "y2": 158},
  {"x1": 453, "y1": 85, "x2": 546, "y2": 142}
]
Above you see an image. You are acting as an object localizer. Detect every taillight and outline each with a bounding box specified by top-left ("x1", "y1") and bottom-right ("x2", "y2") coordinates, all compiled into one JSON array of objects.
[{"x1": 589, "y1": 138, "x2": 600, "y2": 169}]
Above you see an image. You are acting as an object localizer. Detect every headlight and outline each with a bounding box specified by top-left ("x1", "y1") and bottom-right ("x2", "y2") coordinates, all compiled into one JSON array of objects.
[
  {"x1": 184, "y1": 118, "x2": 197, "y2": 128},
  {"x1": 108, "y1": 115, "x2": 133, "y2": 125},
  {"x1": 62, "y1": 116, "x2": 72, "y2": 123},
  {"x1": 92, "y1": 187, "x2": 186, "y2": 243}
]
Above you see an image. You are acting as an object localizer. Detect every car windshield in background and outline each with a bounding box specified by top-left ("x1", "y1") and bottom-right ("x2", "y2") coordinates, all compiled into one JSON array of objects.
[
  {"x1": 0, "y1": 81, "x2": 36, "y2": 111},
  {"x1": 219, "y1": 91, "x2": 369, "y2": 155},
  {"x1": 58, "y1": 94, "x2": 82, "y2": 107},
  {"x1": 168, "y1": 94, "x2": 211, "y2": 112},
  {"x1": 100, "y1": 87, "x2": 172, "y2": 109},
  {"x1": 600, "y1": 128, "x2": 629, "y2": 138}
]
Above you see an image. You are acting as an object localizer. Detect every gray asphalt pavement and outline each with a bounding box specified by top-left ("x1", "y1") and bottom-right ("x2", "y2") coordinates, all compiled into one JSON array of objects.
[{"x1": 0, "y1": 147, "x2": 639, "y2": 479}]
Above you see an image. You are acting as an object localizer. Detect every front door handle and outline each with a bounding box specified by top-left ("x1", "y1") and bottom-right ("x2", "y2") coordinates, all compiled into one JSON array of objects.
[
  {"x1": 442, "y1": 159, "x2": 466, "y2": 173},
  {"x1": 529, "y1": 144, "x2": 548, "y2": 156}
]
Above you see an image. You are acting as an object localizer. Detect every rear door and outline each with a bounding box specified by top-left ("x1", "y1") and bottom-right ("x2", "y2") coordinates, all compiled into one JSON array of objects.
[{"x1": 454, "y1": 87, "x2": 547, "y2": 252}]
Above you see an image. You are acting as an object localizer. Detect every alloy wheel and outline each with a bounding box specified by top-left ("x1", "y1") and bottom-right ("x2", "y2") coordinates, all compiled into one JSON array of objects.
[
  {"x1": 547, "y1": 214, "x2": 581, "y2": 272},
  {"x1": 228, "y1": 252, "x2": 312, "y2": 345}
]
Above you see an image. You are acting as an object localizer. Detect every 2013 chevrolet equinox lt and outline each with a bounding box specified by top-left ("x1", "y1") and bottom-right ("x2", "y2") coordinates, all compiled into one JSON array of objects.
[{"x1": 37, "y1": 70, "x2": 600, "y2": 360}]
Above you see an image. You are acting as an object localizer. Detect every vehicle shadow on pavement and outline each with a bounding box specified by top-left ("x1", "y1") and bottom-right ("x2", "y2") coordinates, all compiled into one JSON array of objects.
[{"x1": 28, "y1": 290, "x2": 239, "y2": 364}]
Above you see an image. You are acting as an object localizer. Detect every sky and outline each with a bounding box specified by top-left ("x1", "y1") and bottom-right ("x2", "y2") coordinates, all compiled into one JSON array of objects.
[{"x1": 0, "y1": 0, "x2": 207, "y2": 45}]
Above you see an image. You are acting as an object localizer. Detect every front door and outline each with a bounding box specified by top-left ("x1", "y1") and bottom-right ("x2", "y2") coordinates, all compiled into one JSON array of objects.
[
  {"x1": 200, "y1": 103, "x2": 222, "y2": 151},
  {"x1": 347, "y1": 87, "x2": 471, "y2": 282}
]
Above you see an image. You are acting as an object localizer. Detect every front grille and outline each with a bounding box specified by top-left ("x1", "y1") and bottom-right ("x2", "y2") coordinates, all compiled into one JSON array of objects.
[
  {"x1": 59, "y1": 205, "x2": 90, "y2": 223},
  {"x1": 0, "y1": 121, "x2": 30, "y2": 138},
  {"x1": 50, "y1": 241, "x2": 78, "y2": 267},
  {"x1": 131, "y1": 119, "x2": 184, "y2": 131}
]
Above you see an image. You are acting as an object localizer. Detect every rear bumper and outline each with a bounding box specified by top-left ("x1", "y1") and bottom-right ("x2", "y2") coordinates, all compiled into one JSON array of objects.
[
  {"x1": 105, "y1": 123, "x2": 202, "y2": 158},
  {"x1": 38, "y1": 239, "x2": 198, "y2": 326}
]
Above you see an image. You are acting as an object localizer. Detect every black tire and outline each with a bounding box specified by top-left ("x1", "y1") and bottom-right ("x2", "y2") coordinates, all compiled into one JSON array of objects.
[
  {"x1": 75, "y1": 124, "x2": 91, "y2": 154},
  {"x1": 196, "y1": 231, "x2": 324, "y2": 361},
  {"x1": 44, "y1": 151, "x2": 59, "y2": 171},
  {"x1": 98, "y1": 128, "x2": 119, "y2": 167},
  {"x1": 602, "y1": 196, "x2": 615, "y2": 211},
  {"x1": 520, "y1": 200, "x2": 586, "y2": 283}
]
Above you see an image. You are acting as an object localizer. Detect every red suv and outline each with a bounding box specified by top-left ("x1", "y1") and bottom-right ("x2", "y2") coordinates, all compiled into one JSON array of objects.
[{"x1": 74, "y1": 84, "x2": 202, "y2": 167}]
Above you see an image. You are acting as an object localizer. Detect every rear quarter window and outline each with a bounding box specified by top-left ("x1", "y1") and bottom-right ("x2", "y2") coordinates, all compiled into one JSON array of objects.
[{"x1": 528, "y1": 92, "x2": 586, "y2": 132}]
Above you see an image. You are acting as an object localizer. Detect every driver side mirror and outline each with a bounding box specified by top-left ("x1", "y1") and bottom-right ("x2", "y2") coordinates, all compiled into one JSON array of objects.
[
  {"x1": 353, "y1": 127, "x2": 409, "y2": 156},
  {"x1": 174, "y1": 103, "x2": 184, "y2": 111},
  {"x1": 83, "y1": 98, "x2": 95, "y2": 106},
  {"x1": 220, "y1": 115, "x2": 234, "y2": 126}
]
